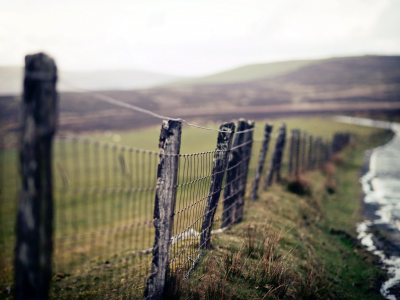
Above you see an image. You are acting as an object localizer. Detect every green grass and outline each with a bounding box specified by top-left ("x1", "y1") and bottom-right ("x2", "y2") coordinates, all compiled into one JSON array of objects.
[
  {"x1": 174, "y1": 126, "x2": 392, "y2": 300},
  {"x1": 0, "y1": 117, "x2": 389, "y2": 299}
]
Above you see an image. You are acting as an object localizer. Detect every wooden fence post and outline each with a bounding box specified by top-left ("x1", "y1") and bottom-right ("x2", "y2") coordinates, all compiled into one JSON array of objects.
[
  {"x1": 294, "y1": 130, "x2": 301, "y2": 177},
  {"x1": 326, "y1": 139, "x2": 331, "y2": 161},
  {"x1": 288, "y1": 130, "x2": 295, "y2": 177},
  {"x1": 308, "y1": 135, "x2": 313, "y2": 170},
  {"x1": 250, "y1": 123, "x2": 273, "y2": 201},
  {"x1": 314, "y1": 137, "x2": 319, "y2": 168},
  {"x1": 274, "y1": 123, "x2": 286, "y2": 183},
  {"x1": 264, "y1": 123, "x2": 286, "y2": 188},
  {"x1": 222, "y1": 119, "x2": 246, "y2": 227},
  {"x1": 331, "y1": 133, "x2": 338, "y2": 154},
  {"x1": 200, "y1": 122, "x2": 235, "y2": 249},
  {"x1": 235, "y1": 120, "x2": 254, "y2": 222},
  {"x1": 15, "y1": 53, "x2": 57, "y2": 300},
  {"x1": 145, "y1": 120, "x2": 182, "y2": 300},
  {"x1": 301, "y1": 132, "x2": 307, "y2": 172},
  {"x1": 315, "y1": 137, "x2": 322, "y2": 168},
  {"x1": 312, "y1": 137, "x2": 317, "y2": 169},
  {"x1": 320, "y1": 140, "x2": 325, "y2": 164}
]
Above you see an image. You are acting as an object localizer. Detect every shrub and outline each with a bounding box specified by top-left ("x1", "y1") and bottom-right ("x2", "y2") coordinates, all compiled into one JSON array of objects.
[{"x1": 287, "y1": 176, "x2": 312, "y2": 196}]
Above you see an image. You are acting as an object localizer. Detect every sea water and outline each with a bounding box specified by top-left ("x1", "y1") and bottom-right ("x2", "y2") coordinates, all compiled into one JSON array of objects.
[{"x1": 335, "y1": 116, "x2": 400, "y2": 300}]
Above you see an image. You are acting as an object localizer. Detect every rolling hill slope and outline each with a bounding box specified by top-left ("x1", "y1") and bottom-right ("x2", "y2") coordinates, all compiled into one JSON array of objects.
[
  {"x1": 168, "y1": 59, "x2": 317, "y2": 86},
  {"x1": 1, "y1": 55, "x2": 399, "y2": 135}
]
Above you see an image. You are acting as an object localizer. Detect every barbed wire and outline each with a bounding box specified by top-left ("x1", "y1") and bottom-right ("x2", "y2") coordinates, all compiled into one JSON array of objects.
[{"x1": 61, "y1": 81, "x2": 234, "y2": 133}]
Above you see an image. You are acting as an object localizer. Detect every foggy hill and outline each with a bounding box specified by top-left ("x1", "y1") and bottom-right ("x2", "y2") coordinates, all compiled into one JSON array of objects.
[
  {"x1": 0, "y1": 67, "x2": 183, "y2": 95},
  {"x1": 1, "y1": 55, "x2": 399, "y2": 135},
  {"x1": 167, "y1": 59, "x2": 317, "y2": 86},
  {"x1": 144, "y1": 55, "x2": 400, "y2": 109}
]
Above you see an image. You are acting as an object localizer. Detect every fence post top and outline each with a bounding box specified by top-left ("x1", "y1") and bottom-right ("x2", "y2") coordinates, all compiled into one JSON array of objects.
[
  {"x1": 161, "y1": 119, "x2": 182, "y2": 131},
  {"x1": 23, "y1": 52, "x2": 58, "y2": 137},
  {"x1": 247, "y1": 120, "x2": 255, "y2": 127},
  {"x1": 220, "y1": 122, "x2": 236, "y2": 131},
  {"x1": 264, "y1": 123, "x2": 273, "y2": 133},
  {"x1": 236, "y1": 119, "x2": 247, "y2": 131},
  {"x1": 159, "y1": 120, "x2": 182, "y2": 150},
  {"x1": 25, "y1": 52, "x2": 57, "y2": 79},
  {"x1": 218, "y1": 122, "x2": 236, "y2": 142}
]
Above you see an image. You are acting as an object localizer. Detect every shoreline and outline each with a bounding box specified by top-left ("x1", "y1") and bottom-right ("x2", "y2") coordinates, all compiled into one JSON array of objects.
[{"x1": 336, "y1": 116, "x2": 400, "y2": 299}]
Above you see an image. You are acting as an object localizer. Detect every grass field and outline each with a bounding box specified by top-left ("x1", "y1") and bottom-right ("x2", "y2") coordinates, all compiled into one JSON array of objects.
[
  {"x1": 0, "y1": 116, "x2": 387, "y2": 299},
  {"x1": 169, "y1": 124, "x2": 393, "y2": 300}
]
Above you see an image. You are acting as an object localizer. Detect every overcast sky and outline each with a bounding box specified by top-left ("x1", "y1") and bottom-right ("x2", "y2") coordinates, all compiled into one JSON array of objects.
[{"x1": 1, "y1": 0, "x2": 399, "y2": 76}]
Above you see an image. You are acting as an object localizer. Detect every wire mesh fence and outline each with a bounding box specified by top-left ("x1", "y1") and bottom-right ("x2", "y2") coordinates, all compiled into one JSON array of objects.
[
  {"x1": 0, "y1": 121, "x2": 372, "y2": 300},
  {"x1": 51, "y1": 136, "x2": 159, "y2": 298},
  {"x1": 0, "y1": 52, "x2": 390, "y2": 300},
  {"x1": 46, "y1": 125, "x2": 260, "y2": 299},
  {"x1": 169, "y1": 150, "x2": 216, "y2": 275}
]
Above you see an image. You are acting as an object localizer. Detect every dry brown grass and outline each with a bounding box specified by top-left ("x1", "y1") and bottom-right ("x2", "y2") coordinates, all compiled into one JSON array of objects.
[
  {"x1": 323, "y1": 160, "x2": 339, "y2": 194},
  {"x1": 166, "y1": 225, "x2": 336, "y2": 300}
]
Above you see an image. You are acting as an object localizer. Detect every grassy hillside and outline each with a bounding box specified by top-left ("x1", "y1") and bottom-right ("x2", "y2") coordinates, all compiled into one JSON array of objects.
[
  {"x1": 168, "y1": 59, "x2": 316, "y2": 86},
  {"x1": 169, "y1": 122, "x2": 394, "y2": 300},
  {"x1": 0, "y1": 117, "x2": 391, "y2": 299}
]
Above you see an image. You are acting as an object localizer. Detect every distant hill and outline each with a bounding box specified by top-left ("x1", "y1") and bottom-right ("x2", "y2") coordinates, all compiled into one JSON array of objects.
[
  {"x1": 0, "y1": 67, "x2": 183, "y2": 95},
  {"x1": 167, "y1": 59, "x2": 317, "y2": 86},
  {"x1": 1, "y1": 55, "x2": 399, "y2": 135},
  {"x1": 157, "y1": 55, "x2": 400, "y2": 108},
  {"x1": 277, "y1": 55, "x2": 400, "y2": 86}
]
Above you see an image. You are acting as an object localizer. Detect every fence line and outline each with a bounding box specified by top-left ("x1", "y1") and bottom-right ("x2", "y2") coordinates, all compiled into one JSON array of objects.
[{"x1": 3, "y1": 52, "x2": 356, "y2": 299}]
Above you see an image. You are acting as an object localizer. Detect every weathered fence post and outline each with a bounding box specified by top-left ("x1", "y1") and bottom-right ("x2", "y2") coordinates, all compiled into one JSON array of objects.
[
  {"x1": 324, "y1": 139, "x2": 330, "y2": 161},
  {"x1": 263, "y1": 123, "x2": 286, "y2": 188},
  {"x1": 312, "y1": 137, "x2": 317, "y2": 169},
  {"x1": 200, "y1": 122, "x2": 235, "y2": 249},
  {"x1": 288, "y1": 130, "x2": 295, "y2": 177},
  {"x1": 301, "y1": 132, "x2": 307, "y2": 172},
  {"x1": 222, "y1": 119, "x2": 246, "y2": 227},
  {"x1": 308, "y1": 135, "x2": 313, "y2": 170},
  {"x1": 274, "y1": 124, "x2": 286, "y2": 183},
  {"x1": 331, "y1": 133, "x2": 338, "y2": 154},
  {"x1": 235, "y1": 120, "x2": 254, "y2": 222},
  {"x1": 314, "y1": 137, "x2": 319, "y2": 168},
  {"x1": 15, "y1": 53, "x2": 57, "y2": 300},
  {"x1": 320, "y1": 140, "x2": 325, "y2": 164},
  {"x1": 294, "y1": 130, "x2": 301, "y2": 177},
  {"x1": 145, "y1": 120, "x2": 182, "y2": 300},
  {"x1": 315, "y1": 137, "x2": 322, "y2": 168},
  {"x1": 250, "y1": 123, "x2": 273, "y2": 201}
]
